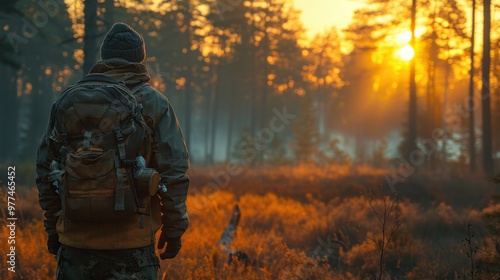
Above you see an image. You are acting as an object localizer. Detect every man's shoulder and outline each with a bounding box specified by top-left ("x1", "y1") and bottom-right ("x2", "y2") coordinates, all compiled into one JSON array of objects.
[
  {"x1": 134, "y1": 84, "x2": 171, "y2": 124},
  {"x1": 132, "y1": 83, "x2": 168, "y2": 101},
  {"x1": 134, "y1": 83, "x2": 169, "y2": 103}
]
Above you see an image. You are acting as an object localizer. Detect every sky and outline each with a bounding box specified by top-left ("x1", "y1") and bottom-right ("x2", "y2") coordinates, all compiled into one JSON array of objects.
[{"x1": 293, "y1": 0, "x2": 365, "y2": 38}]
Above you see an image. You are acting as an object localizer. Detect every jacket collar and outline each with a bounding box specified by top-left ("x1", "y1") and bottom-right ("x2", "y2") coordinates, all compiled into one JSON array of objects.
[{"x1": 88, "y1": 58, "x2": 151, "y2": 89}]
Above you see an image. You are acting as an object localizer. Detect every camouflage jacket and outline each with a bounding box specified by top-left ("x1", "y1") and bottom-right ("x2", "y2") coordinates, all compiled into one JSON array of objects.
[{"x1": 36, "y1": 58, "x2": 190, "y2": 250}]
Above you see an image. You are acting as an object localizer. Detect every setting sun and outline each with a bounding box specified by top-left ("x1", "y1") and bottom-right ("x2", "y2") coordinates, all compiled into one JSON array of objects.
[{"x1": 398, "y1": 45, "x2": 415, "y2": 61}]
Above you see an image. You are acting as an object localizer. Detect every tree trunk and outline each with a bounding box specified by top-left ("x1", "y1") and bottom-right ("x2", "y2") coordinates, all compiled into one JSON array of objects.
[
  {"x1": 258, "y1": 79, "x2": 269, "y2": 165},
  {"x1": 250, "y1": 48, "x2": 258, "y2": 137},
  {"x1": 83, "y1": 0, "x2": 98, "y2": 75},
  {"x1": 468, "y1": 0, "x2": 476, "y2": 172},
  {"x1": 209, "y1": 62, "x2": 221, "y2": 165},
  {"x1": 408, "y1": 0, "x2": 418, "y2": 158},
  {"x1": 104, "y1": 0, "x2": 115, "y2": 29},
  {"x1": 315, "y1": 42, "x2": 327, "y2": 138},
  {"x1": 426, "y1": 29, "x2": 437, "y2": 170},
  {"x1": 442, "y1": 58, "x2": 450, "y2": 164},
  {"x1": 226, "y1": 71, "x2": 237, "y2": 162},
  {"x1": 0, "y1": 67, "x2": 19, "y2": 161},
  {"x1": 204, "y1": 86, "x2": 213, "y2": 164},
  {"x1": 184, "y1": 84, "x2": 193, "y2": 153},
  {"x1": 482, "y1": 0, "x2": 493, "y2": 176},
  {"x1": 182, "y1": 1, "x2": 193, "y2": 154},
  {"x1": 26, "y1": 65, "x2": 52, "y2": 160}
]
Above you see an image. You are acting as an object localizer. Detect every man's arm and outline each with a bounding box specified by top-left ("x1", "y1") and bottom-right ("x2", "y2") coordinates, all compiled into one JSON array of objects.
[
  {"x1": 35, "y1": 103, "x2": 62, "y2": 255},
  {"x1": 153, "y1": 98, "x2": 190, "y2": 239}
]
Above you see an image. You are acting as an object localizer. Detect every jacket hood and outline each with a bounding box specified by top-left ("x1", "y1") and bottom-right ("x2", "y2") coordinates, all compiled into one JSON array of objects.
[{"x1": 88, "y1": 58, "x2": 151, "y2": 89}]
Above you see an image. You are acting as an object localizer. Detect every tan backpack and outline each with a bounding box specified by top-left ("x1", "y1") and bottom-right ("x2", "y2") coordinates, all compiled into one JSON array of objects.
[{"x1": 51, "y1": 73, "x2": 159, "y2": 226}]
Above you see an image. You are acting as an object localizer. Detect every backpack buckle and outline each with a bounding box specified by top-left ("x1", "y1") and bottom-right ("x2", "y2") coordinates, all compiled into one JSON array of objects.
[
  {"x1": 121, "y1": 159, "x2": 136, "y2": 167},
  {"x1": 114, "y1": 126, "x2": 126, "y2": 160},
  {"x1": 114, "y1": 126, "x2": 124, "y2": 142}
]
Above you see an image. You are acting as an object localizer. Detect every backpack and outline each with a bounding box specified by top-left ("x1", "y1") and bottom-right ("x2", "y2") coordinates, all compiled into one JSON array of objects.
[{"x1": 51, "y1": 73, "x2": 158, "y2": 225}]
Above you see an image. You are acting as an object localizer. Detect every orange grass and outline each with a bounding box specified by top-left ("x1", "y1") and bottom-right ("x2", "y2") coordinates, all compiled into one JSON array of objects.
[{"x1": 0, "y1": 164, "x2": 496, "y2": 279}]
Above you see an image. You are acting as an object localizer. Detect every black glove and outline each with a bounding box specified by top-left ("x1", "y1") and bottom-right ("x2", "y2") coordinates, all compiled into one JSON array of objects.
[
  {"x1": 157, "y1": 230, "x2": 182, "y2": 260},
  {"x1": 47, "y1": 233, "x2": 60, "y2": 255}
]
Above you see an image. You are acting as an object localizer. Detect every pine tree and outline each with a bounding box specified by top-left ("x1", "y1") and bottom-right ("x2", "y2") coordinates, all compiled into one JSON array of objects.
[
  {"x1": 264, "y1": 136, "x2": 288, "y2": 166},
  {"x1": 0, "y1": 0, "x2": 20, "y2": 67},
  {"x1": 17, "y1": 0, "x2": 76, "y2": 160},
  {"x1": 482, "y1": 0, "x2": 493, "y2": 176},
  {"x1": 291, "y1": 94, "x2": 319, "y2": 163},
  {"x1": 231, "y1": 128, "x2": 257, "y2": 166},
  {"x1": 83, "y1": 0, "x2": 98, "y2": 74}
]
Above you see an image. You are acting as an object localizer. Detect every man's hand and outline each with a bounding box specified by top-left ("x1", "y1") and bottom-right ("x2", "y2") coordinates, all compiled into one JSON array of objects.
[
  {"x1": 157, "y1": 230, "x2": 182, "y2": 260},
  {"x1": 47, "y1": 233, "x2": 60, "y2": 255}
]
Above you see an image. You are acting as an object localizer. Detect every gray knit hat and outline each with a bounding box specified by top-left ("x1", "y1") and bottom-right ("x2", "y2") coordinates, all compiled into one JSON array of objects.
[{"x1": 100, "y1": 22, "x2": 146, "y2": 63}]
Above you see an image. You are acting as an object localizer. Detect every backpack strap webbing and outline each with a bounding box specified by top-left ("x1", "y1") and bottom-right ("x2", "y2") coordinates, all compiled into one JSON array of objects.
[
  {"x1": 114, "y1": 158, "x2": 126, "y2": 211},
  {"x1": 113, "y1": 125, "x2": 127, "y2": 211}
]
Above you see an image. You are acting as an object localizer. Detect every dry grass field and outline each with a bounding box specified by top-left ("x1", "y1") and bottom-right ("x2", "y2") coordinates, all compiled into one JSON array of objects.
[{"x1": 1, "y1": 164, "x2": 499, "y2": 279}]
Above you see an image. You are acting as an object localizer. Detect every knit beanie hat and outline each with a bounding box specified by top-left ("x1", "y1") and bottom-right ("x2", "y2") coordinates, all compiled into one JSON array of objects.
[{"x1": 100, "y1": 22, "x2": 146, "y2": 63}]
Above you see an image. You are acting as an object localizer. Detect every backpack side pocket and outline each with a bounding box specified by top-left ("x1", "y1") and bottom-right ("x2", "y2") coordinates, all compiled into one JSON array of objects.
[{"x1": 63, "y1": 149, "x2": 137, "y2": 223}]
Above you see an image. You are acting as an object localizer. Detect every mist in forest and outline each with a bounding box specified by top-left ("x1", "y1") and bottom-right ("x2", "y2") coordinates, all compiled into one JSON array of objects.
[{"x1": 2, "y1": 0, "x2": 498, "y2": 173}]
